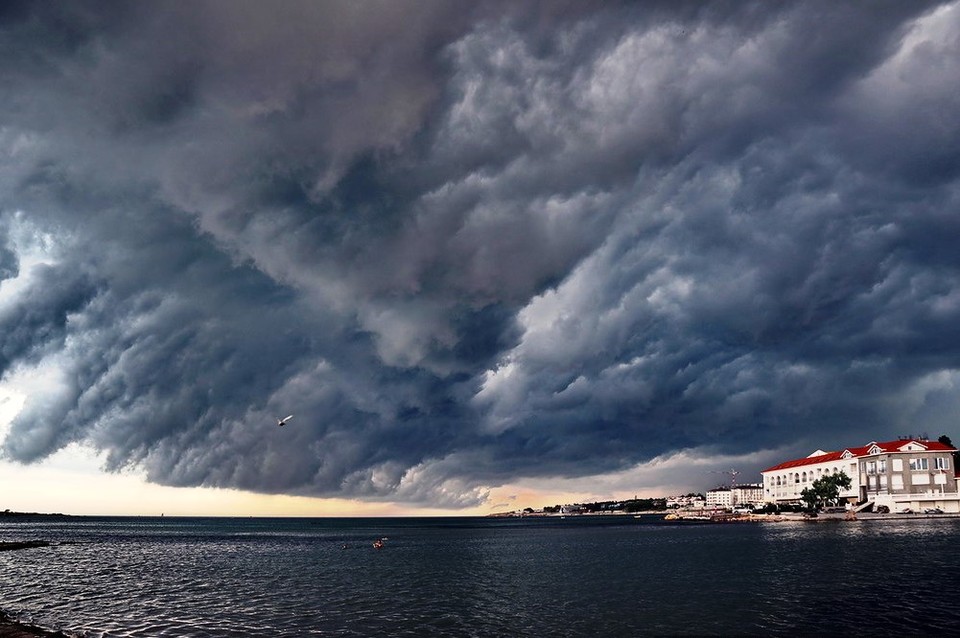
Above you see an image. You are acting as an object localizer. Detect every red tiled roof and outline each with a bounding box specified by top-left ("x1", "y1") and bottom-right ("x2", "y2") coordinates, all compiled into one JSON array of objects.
[{"x1": 761, "y1": 439, "x2": 956, "y2": 473}]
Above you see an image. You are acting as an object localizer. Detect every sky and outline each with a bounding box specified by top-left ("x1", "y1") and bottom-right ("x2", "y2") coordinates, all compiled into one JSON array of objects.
[{"x1": 2, "y1": 1, "x2": 960, "y2": 516}]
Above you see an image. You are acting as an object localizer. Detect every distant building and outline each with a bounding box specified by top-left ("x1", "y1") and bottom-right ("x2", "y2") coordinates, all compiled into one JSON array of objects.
[
  {"x1": 666, "y1": 495, "x2": 706, "y2": 509},
  {"x1": 761, "y1": 438, "x2": 960, "y2": 513},
  {"x1": 705, "y1": 487, "x2": 733, "y2": 509},
  {"x1": 732, "y1": 484, "x2": 763, "y2": 506},
  {"x1": 705, "y1": 484, "x2": 763, "y2": 509}
]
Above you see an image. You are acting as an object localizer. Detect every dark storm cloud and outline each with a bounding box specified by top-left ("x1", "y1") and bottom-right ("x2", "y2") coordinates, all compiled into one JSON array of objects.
[
  {"x1": 0, "y1": 221, "x2": 17, "y2": 281},
  {"x1": 2, "y1": 1, "x2": 959, "y2": 506}
]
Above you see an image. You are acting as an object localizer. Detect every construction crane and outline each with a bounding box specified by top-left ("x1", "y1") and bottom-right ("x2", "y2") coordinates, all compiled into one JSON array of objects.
[
  {"x1": 710, "y1": 468, "x2": 741, "y2": 508},
  {"x1": 711, "y1": 468, "x2": 740, "y2": 488}
]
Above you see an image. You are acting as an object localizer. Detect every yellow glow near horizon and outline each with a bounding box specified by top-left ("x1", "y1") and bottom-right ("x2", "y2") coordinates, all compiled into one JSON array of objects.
[
  {"x1": 0, "y1": 435, "x2": 757, "y2": 517},
  {"x1": 0, "y1": 444, "x2": 496, "y2": 517},
  {"x1": 0, "y1": 444, "x2": 687, "y2": 517},
  {"x1": 0, "y1": 449, "x2": 624, "y2": 518},
  {"x1": 2, "y1": 384, "x2": 728, "y2": 517},
  {"x1": 0, "y1": 453, "x2": 675, "y2": 517},
  {"x1": 0, "y1": 384, "x2": 492, "y2": 517},
  {"x1": 0, "y1": 420, "x2": 595, "y2": 517},
  {"x1": 0, "y1": 453, "x2": 474, "y2": 518}
]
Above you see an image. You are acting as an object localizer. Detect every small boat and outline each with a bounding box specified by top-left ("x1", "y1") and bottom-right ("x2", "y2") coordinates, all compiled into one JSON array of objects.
[{"x1": 373, "y1": 539, "x2": 384, "y2": 550}]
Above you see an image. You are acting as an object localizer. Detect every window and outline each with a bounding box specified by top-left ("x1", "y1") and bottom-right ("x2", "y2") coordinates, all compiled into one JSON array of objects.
[
  {"x1": 909, "y1": 458, "x2": 929, "y2": 471},
  {"x1": 892, "y1": 459, "x2": 903, "y2": 472},
  {"x1": 878, "y1": 459, "x2": 886, "y2": 473},
  {"x1": 935, "y1": 457, "x2": 950, "y2": 470},
  {"x1": 867, "y1": 461, "x2": 877, "y2": 475}
]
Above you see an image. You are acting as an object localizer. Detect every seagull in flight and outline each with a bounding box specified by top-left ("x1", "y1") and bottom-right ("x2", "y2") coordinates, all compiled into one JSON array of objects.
[{"x1": 276, "y1": 415, "x2": 294, "y2": 427}]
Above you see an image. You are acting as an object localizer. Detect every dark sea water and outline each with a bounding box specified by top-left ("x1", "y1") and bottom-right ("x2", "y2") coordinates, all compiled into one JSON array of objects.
[{"x1": 2, "y1": 515, "x2": 959, "y2": 637}]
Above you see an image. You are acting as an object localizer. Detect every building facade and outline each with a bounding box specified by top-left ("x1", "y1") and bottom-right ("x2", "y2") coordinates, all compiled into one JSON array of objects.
[
  {"x1": 704, "y1": 484, "x2": 764, "y2": 509},
  {"x1": 761, "y1": 438, "x2": 960, "y2": 513},
  {"x1": 705, "y1": 487, "x2": 733, "y2": 509},
  {"x1": 732, "y1": 484, "x2": 763, "y2": 506},
  {"x1": 666, "y1": 494, "x2": 707, "y2": 509}
]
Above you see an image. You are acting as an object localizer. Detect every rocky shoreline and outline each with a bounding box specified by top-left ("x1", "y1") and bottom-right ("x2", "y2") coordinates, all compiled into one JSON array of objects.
[{"x1": 0, "y1": 611, "x2": 69, "y2": 638}]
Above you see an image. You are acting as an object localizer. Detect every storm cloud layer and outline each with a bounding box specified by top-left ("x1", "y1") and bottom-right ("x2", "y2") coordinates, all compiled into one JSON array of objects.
[{"x1": 2, "y1": 1, "x2": 959, "y2": 506}]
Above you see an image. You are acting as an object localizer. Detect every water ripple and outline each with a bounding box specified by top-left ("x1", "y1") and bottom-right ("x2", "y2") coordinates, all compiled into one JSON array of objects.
[{"x1": 3, "y1": 516, "x2": 960, "y2": 636}]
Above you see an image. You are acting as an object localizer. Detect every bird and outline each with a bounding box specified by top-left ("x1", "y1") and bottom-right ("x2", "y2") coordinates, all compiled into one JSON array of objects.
[{"x1": 276, "y1": 415, "x2": 294, "y2": 427}]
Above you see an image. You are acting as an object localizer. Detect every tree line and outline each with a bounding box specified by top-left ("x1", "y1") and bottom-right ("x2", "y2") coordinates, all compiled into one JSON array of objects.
[{"x1": 535, "y1": 494, "x2": 705, "y2": 514}]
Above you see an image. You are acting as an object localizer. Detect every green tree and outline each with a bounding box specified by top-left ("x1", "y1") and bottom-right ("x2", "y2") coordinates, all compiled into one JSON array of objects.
[
  {"x1": 937, "y1": 435, "x2": 960, "y2": 469},
  {"x1": 800, "y1": 472, "x2": 852, "y2": 511}
]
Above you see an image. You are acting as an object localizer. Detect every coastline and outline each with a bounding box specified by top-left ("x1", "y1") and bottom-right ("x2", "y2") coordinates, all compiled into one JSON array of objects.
[
  {"x1": 0, "y1": 543, "x2": 68, "y2": 638},
  {"x1": 0, "y1": 611, "x2": 68, "y2": 638},
  {"x1": 660, "y1": 510, "x2": 960, "y2": 523}
]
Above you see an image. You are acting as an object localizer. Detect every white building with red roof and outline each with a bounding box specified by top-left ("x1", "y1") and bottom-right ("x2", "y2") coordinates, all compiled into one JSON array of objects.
[{"x1": 761, "y1": 438, "x2": 960, "y2": 513}]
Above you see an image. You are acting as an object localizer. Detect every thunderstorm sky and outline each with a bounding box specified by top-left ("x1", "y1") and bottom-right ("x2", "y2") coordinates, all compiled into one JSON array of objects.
[{"x1": 2, "y1": 1, "x2": 960, "y2": 510}]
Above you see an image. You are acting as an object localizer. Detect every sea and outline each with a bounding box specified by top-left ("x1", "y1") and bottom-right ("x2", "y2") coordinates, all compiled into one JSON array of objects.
[{"x1": 2, "y1": 514, "x2": 959, "y2": 637}]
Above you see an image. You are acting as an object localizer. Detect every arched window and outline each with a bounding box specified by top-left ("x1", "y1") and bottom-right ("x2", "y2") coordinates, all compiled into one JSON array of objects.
[
  {"x1": 802, "y1": 472, "x2": 807, "y2": 483},
  {"x1": 776, "y1": 476, "x2": 781, "y2": 486},
  {"x1": 795, "y1": 473, "x2": 800, "y2": 484}
]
